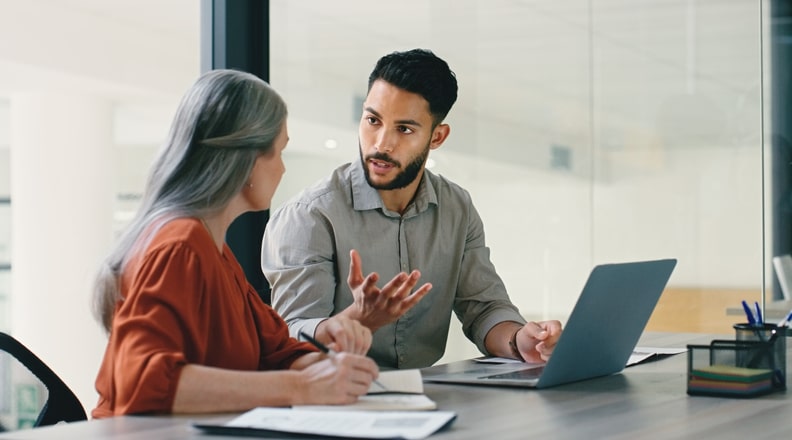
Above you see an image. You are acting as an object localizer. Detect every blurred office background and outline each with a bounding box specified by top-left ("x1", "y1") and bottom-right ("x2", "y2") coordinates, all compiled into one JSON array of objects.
[{"x1": 0, "y1": 0, "x2": 780, "y2": 419}]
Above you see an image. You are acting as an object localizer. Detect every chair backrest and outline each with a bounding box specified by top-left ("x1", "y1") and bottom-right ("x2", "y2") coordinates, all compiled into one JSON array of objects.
[{"x1": 0, "y1": 332, "x2": 86, "y2": 429}]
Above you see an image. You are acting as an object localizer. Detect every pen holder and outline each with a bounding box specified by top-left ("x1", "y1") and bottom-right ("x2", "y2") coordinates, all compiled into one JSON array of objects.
[
  {"x1": 733, "y1": 323, "x2": 786, "y2": 390},
  {"x1": 687, "y1": 339, "x2": 784, "y2": 397}
]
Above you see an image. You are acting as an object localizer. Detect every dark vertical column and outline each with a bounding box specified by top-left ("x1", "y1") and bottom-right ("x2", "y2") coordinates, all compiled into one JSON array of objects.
[
  {"x1": 772, "y1": 0, "x2": 792, "y2": 300},
  {"x1": 201, "y1": 0, "x2": 272, "y2": 303}
]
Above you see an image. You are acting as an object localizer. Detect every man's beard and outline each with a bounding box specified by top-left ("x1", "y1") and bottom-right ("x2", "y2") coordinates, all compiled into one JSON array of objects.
[{"x1": 359, "y1": 141, "x2": 430, "y2": 190}]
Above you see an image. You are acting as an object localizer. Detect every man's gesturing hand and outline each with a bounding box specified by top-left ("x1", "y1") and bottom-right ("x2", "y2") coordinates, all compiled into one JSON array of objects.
[{"x1": 343, "y1": 249, "x2": 432, "y2": 332}]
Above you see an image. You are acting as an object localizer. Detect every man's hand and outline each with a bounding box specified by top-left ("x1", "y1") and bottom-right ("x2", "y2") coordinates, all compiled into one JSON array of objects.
[
  {"x1": 514, "y1": 320, "x2": 563, "y2": 363},
  {"x1": 342, "y1": 249, "x2": 432, "y2": 332}
]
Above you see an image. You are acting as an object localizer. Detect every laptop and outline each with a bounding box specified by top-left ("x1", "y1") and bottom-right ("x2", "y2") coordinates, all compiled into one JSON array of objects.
[{"x1": 422, "y1": 258, "x2": 677, "y2": 388}]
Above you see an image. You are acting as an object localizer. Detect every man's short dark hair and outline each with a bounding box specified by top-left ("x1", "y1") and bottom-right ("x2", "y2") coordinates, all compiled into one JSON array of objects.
[{"x1": 368, "y1": 49, "x2": 458, "y2": 125}]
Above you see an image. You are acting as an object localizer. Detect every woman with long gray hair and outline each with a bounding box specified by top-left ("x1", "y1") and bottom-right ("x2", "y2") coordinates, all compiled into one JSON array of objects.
[{"x1": 91, "y1": 69, "x2": 378, "y2": 417}]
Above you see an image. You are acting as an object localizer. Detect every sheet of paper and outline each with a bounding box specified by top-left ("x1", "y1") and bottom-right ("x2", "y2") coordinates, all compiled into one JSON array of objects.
[
  {"x1": 475, "y1": 347, "x2": 686, "y2": 368},
  {"x1": 295, "y1": 394, "x2": 437, "y2": 411},
  {"x1": 220, "y1": 407, "x2": 456, "y2": 440},
  {"x1": 627, "y1": 346, "x2": 686, "y2": 367}
]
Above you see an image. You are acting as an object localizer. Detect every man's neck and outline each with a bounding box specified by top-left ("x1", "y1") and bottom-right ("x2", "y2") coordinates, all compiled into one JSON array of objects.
[{"x1": 377, "y1": 171, "x2": 424, "y2": 215}]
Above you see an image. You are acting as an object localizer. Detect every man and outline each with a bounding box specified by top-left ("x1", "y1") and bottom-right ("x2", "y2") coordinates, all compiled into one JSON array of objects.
[{"x1": 262, "y1": 48, "x2": 562, "y2": 369}]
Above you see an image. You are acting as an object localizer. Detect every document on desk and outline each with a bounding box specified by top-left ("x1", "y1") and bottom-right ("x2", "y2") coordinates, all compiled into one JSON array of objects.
[
  {"x1": 474, "y1": 347, "x2": 686, "y2": 368},
  {"x1": 627, "y1": 347, "x2": 686, "y2": 367},
  {"x1": 294, "y1": 369, "x2": 437, "y2": 411},
  {"x1": 193, "y1": 407, "x2": 457, "y2": 440}
]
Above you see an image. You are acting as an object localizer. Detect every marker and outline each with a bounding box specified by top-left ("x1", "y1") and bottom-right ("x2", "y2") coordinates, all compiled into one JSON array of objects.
[{"x1": 299, "y1": 331, "x2": 387, "y2": 391}]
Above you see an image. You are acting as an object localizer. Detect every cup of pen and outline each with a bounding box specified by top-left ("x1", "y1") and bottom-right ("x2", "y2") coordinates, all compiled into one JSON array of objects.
[{"x1": 733, "y1": 323, "x2": 786, "y2": 390}]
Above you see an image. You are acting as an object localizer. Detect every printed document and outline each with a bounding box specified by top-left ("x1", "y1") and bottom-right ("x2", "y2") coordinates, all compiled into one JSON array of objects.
[{"x1": 194, "y1": 407, "x2": 456, "y2": 440}]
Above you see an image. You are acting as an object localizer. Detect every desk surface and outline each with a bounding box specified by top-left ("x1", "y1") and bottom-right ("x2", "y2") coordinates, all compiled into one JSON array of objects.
[{"x1": 2, "y1": 332, "x2": 789, "y2": 440}]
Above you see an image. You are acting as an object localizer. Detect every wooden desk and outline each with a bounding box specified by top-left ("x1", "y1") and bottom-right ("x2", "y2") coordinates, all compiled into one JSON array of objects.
[{"x1": 2, "y1": 332, "x2": 789, "y2": 440}]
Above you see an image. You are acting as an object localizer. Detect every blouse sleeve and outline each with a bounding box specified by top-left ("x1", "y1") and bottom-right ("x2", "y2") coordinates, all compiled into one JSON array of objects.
[{"x1": 249, "y1": 297, "x2": 317, "y2": 369}]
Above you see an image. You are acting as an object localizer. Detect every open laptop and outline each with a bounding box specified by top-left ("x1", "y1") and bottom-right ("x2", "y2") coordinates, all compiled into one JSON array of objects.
[{"x1": 423, "y1": 258, "x2": 677, "y2": 388}]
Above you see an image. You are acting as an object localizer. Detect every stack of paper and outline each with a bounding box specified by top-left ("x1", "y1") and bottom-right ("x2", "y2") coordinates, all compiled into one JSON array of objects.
[{"x1": 688, "y1": 364, "x2": 773, "y2": 397}]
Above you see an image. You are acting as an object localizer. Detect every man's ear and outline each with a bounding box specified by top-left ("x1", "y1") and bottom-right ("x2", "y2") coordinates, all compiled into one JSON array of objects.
[{"x1": 430, "y1": 124, "x2": 451, "y2": 150}]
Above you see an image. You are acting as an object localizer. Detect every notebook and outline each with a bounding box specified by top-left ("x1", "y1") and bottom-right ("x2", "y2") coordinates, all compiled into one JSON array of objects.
[
  {"x1": 293, "y1": 369, "x2": 437, "y2": 411},
  {"x1": 422, "y1": 258, "x2": 677, "y2": 389}
]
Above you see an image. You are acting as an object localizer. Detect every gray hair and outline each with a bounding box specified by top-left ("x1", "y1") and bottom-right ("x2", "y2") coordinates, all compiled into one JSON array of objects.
[{"x1": 93, "y1": 69, "x2": 288, "y2": 332}]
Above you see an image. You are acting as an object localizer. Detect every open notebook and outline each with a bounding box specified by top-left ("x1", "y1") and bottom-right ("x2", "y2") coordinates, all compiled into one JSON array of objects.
[{"x1": 295, "y1": 369, "x2": 436, "y2": 411}]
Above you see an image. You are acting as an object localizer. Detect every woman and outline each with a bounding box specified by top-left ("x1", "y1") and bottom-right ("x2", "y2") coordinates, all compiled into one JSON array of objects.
[{"x1": 92, "y1": 69, "x2": 378, "y2": 417}]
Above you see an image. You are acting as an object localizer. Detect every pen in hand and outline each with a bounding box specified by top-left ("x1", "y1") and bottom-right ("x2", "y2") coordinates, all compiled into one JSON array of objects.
[{"x1": 299, "y1": 331, "x2": 387, "y2": 392}]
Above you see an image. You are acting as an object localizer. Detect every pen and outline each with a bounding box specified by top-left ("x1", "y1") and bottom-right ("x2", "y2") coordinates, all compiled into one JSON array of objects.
[
  {"x1": 741, "y1": 300, "x2": 757, "y2": 325},
  {"x1": 299, "y1": 331, "x2": 387, "y2": 391},
  {"x1": 754, "y1": 301, "x2": 763, "y2": 325},
  {"x1": 777, "y1": 309, "x2": 792, "y2": 328}
]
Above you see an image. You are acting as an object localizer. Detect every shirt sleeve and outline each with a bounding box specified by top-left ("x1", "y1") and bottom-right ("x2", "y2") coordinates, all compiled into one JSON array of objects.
[
  {"x1": 108, "y1": 242, "x2": 207, "y2": 415},
  {"x1": 262, "y1": 201, "x2": 338, "y2": 338},
  {"x1": 454, "y1": 199, "x2": 526, "y2": 355}
]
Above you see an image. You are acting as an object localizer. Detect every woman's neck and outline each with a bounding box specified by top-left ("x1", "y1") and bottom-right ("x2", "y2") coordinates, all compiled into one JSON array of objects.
[
  {"x1": 200, "y1": 210, "x2": 237, "y2": 253},
  {"x1": 201, "y1": 195, "x2": 250, "y2": 252}
]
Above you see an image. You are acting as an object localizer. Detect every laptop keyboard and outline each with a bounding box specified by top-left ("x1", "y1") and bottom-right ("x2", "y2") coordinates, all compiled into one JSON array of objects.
[{"x1": 482, "y1": 366, "x2": 545, "y2": 380}]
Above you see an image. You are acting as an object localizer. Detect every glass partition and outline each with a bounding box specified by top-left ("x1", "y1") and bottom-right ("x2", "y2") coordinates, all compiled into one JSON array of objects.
[
  {"x1": 590, "y1": 1, "x2": 766, "y2": 333},
  {"x1": 270, "y1": 0, "x2": 768, "y2": 361},
  {"x1": 0, "y1": 1, "x2": 772, "y2": 379}
]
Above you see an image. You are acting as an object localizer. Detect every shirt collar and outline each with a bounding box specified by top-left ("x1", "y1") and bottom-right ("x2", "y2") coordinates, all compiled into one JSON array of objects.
[{"x1": 350, "y1": 159, "x2": 438, "y2": 215}]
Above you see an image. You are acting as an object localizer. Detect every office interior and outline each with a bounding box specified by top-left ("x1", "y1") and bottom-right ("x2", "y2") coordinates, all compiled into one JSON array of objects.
[{"x1": 0, "y1": 0, "x2": 784, "y2": 427}]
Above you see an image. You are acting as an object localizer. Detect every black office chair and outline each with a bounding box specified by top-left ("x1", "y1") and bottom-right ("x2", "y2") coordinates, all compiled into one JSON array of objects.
[{"x1": 0, "y1": 332, "x2": 86, "y2": 429}]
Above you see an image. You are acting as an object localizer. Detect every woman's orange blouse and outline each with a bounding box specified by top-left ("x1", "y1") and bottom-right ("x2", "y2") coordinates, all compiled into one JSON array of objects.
[{"x1": 92, "y1": 218, "x2": 314, "y2": 418}]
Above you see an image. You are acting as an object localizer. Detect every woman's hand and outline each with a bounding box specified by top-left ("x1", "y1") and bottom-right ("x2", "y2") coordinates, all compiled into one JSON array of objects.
[
  {"x1": 294, "y1": 352, "x2": 380, "y2": 405},
  {"x1": 315, "y1": 315, "x2": 373, "y2": 355}
]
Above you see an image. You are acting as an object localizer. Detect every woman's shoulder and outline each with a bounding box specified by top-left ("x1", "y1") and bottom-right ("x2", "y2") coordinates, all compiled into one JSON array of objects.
[
  {"x1": 142, "y1": 217, "x2": 216, "y2": 262},
  {"x1": 121, "y1": 217, "x2": 218, "y2": 296},
  {"x1": 152, "y1": 217, "x2": 207, "y2": 244}
]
